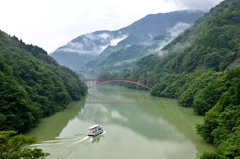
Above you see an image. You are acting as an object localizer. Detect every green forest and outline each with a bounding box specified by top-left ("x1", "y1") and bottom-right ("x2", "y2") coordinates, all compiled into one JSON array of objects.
[
  {"x1": 0, "y1": 30, "x2": 87, "y2": 157},
  {"x1": 99, "y1": 0, "x2": 240, "y2": 158},
  {"x1": 1, "y1": 0, "x2": 240, "y2": 158}
]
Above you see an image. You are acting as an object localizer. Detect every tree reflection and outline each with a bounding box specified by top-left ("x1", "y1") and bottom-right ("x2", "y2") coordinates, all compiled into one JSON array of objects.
[{"x1": 91, "y1": 135, "x2": 101, "y2": 144}]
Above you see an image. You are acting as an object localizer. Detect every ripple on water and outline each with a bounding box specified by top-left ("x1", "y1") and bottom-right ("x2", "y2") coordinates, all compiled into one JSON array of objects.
[{"x1": 30, "y1": 131, "x2": 106, "y2": 159}]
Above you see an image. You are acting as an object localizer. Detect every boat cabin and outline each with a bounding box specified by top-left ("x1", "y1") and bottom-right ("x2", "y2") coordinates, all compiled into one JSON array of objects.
[{"x1": 88, "y1": 125, "x2": 103, "y2": 136}]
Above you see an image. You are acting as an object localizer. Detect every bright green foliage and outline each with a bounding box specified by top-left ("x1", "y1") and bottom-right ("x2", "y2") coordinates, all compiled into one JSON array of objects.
[
  {"x1": 0, "y1": 131, "x2": 49, "y2": 158},
  {"x1": 193, "y1": 67, "x2": 240, "y2": 115},
  {"x1": 150, "y1": 70, "x2": 218, "y2": 110},
  {"x1": 193, "y1": 83, "x2": 225, "y2": 116},
  {"x1": 150, "y1": 74, "x2": 190, "y2": 98},
  {"x1": 0, "y1": 30, "x2": 87, "y2": 133},
  {"x1": 0, "y1": 72, "x2": 41, "y2": 132},
  {"x1": 199, "y1": 152, "x2": 219, "y2": 159},
  {"x1": 177, "y1": 70, "x2": 217, "y2": 107},
  {"x1": 197, "y1": 78, "x2": 240, "y2": 158}
]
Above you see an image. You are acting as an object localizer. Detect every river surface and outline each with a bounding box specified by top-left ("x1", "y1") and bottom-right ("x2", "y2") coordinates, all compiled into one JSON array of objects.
[{"x1": 26, "y1": 85, "x2": 214, "y2": 159}]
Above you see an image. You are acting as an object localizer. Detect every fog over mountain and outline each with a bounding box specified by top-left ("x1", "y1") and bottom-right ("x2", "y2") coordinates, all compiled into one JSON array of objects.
[
  {"x1": 50, "y1": 10, "x2": 204, "y2": 76},
  {"x1": 58, "y1": 32, "x2": 128, "y2": 55}
]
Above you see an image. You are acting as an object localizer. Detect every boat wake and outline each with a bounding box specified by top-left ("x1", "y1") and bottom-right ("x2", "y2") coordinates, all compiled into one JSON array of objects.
[
  {"x1": 70, "y1": 136, "x2": 91, "y2": 146},
  {"x1": 30, "y1": 131, "x2": 106, "y2": 159}
]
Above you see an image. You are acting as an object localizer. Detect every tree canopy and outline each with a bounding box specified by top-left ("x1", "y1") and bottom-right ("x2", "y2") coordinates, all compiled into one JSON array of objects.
[
  {"x1": 0, "y1": 30, "x2": 87, "y2": 133},
  {"x1": 0, "y1": 131, "x2": 49, "y2": 158}
]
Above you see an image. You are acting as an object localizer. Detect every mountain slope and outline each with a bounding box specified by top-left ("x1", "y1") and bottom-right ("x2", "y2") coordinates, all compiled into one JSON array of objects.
[
  {"x1": 0, "y1": 30, "x2": 87, "y2": 133},
  {"x1": 116, "y1": 0, "x2": 238, "y2": 81},
  {"x1": 50, "y1": 10, "x2": 204, "y2": 73},
  {"x1": 155, "y1": 0, "x2": 239, "y2": 74},
  {"x1": 51, "y1": 30, "x2": 127, "y2": 70}
]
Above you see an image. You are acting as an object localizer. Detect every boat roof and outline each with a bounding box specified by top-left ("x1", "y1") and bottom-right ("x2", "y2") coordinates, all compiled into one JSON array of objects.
[{"x1": 88, "y1": 125, "x2": 100, "y2": 129}]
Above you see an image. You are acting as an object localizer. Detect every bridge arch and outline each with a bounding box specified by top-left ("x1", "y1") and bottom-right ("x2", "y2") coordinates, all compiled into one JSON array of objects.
[{"x1": 88, "y1": 79, "x2": 150, "y2": 90}]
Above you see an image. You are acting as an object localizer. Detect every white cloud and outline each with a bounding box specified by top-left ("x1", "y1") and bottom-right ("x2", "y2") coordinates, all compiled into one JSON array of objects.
[
  {"x1": 151, "y1": 22, "x2": 191, "y2": 56},
  {"x1": 156, "y1": 22, "x2": 190, "y2": 50},
  {"x1": 99, "y1": 33, "x2": 111, "y2": 40},
  {"x1": 111, "y1": 111, "x2": 128, "y2": 122},
  {"x1": 114, "y1": 59, "x2": 137, "y2": 67},
  {"x1": 110, "y1": 35, "x2": 128, "y2": 46},
  {"x1": 99, "y1": 45, "x2": 109, "y2": 54},
  {"x1": 167, "y1": 22, "x2": 191, "y2": 38},
  {"x1": 66, "y1": 42, "x2": 84, "y2": 50},
  {"x1": 166, "y1": 0, "x2": 224, "y2": 11},
  {"x1": 0, "y1": 0, "x2": 223, "y2": 53},
  {"x1": 58, "y1": 33, "x2": 127, "y2": 54}
]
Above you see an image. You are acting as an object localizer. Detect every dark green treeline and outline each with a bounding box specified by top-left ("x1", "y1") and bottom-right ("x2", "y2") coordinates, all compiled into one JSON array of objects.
[{"x1": 0, "y1": 30, "x2": 87, "y2": 133}]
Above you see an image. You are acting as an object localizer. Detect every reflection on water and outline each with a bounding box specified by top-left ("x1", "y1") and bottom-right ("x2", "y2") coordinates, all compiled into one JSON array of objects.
[
  {"x1": 26, "y1": 85, "x2": 214, "y2": 159},
  {"x1": 87, "y1": 92, "x2": 150, "y2": 103}
]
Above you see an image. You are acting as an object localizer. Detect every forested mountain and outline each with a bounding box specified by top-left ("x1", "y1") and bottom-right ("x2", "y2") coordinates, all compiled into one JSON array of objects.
[
  {"x1": 114, "y1": 0, "x2": 239, "y2": 80},
  {"x1": 50, "y1": 10, "x2": 204, "y2": 76},
  {"x1": 81, "y1": 11, "x2": 203, "y2": 77},
  {"x1": 0, "y1": 30, "x2": 87, "y2": 133},
  {"x1": 100, "y1": 0, "x2": 240, "y2": 158},
  {"x1": 107, "y1": 0, "x2": 239, "y2": 91}
]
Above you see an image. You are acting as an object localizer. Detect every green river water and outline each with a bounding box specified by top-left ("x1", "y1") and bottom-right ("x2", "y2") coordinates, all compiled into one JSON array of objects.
[{"x1": 26, "y1": 85, "x2": 214, "y2": 159}]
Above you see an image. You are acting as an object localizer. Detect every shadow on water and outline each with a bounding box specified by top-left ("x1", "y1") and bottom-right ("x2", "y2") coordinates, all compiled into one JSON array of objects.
[
  {"x1": 25, "y1": 97, "x2": 87, "y2": 142},
  {"x1": 91, "y1": 132, "x2": 105, "y2": 144}
]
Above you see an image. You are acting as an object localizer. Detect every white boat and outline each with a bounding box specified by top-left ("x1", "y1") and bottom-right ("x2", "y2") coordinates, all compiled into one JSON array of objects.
[{"x1": 87, "y1": 125, "x2": 103, "y2": 136}]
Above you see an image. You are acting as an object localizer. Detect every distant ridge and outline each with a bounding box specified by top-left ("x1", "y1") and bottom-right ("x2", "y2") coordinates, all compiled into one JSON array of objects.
[{"x1": 50, "y1": 10, "x2": 204, "y2": 74}]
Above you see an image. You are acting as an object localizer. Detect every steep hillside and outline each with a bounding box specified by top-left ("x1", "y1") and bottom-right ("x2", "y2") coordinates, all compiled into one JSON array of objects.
[
  {"x1": 111, "y1": 0, "x2": 238, "y2": 80},
  {"x1": 0, "y1": 30, "x2": 87, "y2": 133},
  {"x1": 196, "y1": 67, "x2": 240, "y2": 159},
  {"x1": 51, "y1": 10, "x2": 204, "y2": 73},
  {"x1": 155, "y1": 0, "x2": 239, "y2": 74},
  {"x1": 51, "y1": 30, "x2": 126, "y2": 70}
]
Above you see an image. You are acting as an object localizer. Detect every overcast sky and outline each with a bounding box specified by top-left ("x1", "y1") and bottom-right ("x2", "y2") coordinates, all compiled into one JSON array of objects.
[{"x1": 1, "y1": 0, "x2": 223, "y2": 53}]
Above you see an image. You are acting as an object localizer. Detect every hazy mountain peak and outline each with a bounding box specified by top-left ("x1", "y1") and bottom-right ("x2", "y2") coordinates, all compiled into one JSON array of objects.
[
  {"x1": 55, "y1": 31, "x2": 128, "y2": 55},
  {"x1": 50, "y1": 10, "x2": 204, "y2": 71}
]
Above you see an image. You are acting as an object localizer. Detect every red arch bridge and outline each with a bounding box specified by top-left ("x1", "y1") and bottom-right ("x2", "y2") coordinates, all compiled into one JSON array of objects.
[{"x1": 83, "y1": 78, "x2": 160, "y2": 90}]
